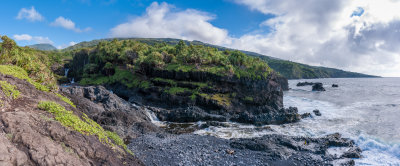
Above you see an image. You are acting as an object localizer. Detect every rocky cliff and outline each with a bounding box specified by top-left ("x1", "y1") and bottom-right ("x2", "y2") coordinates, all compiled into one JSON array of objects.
[{"x1": 0, "y1": 70, "x2": 143, "y2": 166}]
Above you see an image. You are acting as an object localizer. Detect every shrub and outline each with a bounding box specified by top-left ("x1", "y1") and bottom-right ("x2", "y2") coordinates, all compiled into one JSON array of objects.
[
  {"x1": 0, "y1": 80, "x2": 20, "y2": 99},
  {"x1": 37, "y1": 101, "x2": 132, "y2": 155}
]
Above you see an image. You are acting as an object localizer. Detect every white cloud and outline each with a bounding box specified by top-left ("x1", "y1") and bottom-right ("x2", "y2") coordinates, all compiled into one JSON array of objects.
[
  {"x1": 229, "y1": 0, "x2": 400, "y2": 77},
  {"x1": 51, "y1": 16, "x2": 92, "y2": 32},
  {"x1": 13, "y1": 34, "x2": 32, "y2": 41},
  {"x1": 109, "y1": 1, "x2": 400, "y2": 77},
  {"x1": 13, "y1": 34, "x2": 53, "y2": 44},
  {"x1": 16, "y1": 6, "x2": 44, "y2": 22},
  {"x1": 110, "y1": 2, "x2": 231, "y2": 45}
]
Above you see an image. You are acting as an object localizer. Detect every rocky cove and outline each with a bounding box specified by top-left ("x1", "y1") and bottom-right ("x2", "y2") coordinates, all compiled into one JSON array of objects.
[
  {"x1": 0, "y1": 67, "x2": 361, "y2": 165},
  {"x1": 0, "y1": 38, "x2": 362, "y2": 165},
  {"x1": 58, "y1": 79, "x2": 361, "y2": 165}
]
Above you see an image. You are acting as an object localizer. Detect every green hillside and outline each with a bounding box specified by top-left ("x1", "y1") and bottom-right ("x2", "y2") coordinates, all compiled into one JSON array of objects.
[
  {"x1": 28, "y1": 43, "x2": 57, "y2": 51},
  {"x1": 63, "y1": 38, "x2": 377, "y2": 79}
]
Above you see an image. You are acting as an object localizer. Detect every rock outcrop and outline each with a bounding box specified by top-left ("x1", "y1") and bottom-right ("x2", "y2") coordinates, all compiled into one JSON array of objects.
[
  {"x1": 0, "y1": 73, "x2": 143, "y2": 166},
  {"x1": 60, "y1": 85, "x2": 161, "y2": 139},
  {"x1": 105, "y1": 67, "x2": 298, "y2": 125},
  {"x1": 312, "y1": 83, "x2": 326, "y2": 91}
]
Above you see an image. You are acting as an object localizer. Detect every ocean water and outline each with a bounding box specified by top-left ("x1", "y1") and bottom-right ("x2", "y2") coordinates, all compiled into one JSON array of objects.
[{"x1": 194, "y1": 78, "x2": 400, "y2": 165}]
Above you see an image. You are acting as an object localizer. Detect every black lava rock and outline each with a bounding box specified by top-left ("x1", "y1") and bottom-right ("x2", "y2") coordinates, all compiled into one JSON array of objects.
[
  {"x1": 312, "y1": 83, "x2": 326, "y2": 91},
  {"x1": 313, "y1": 109, "x2": 322, "y2": 116}
]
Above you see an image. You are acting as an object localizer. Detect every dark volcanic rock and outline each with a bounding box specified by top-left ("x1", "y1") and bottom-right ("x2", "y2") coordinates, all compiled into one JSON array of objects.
[
  {"x1": 128, "y1": 133, "x2": 360, "y2": 166},
  {"x1": 149, "y1": 106, "x2": 226, "y2": 123},
  {"x1": 332, "y1": 84, "x2": 339, "y2": 87},
  {"x1": 60, "y1": 85, "x2": 161, "y2": 139},
  {"x1": 296, "y1": 82, "x2": 315, "y2": 86},
  {"x1": 105, "y1": 70, "x2": 298, "y2": 125},
  {"x1": 312, "y1": 83, "x2": 326, "y2": 91},
  {"x1": 313, "y1": 109, "x2": 322, "y2": 116},
  {"x1": 0, "y1": 74, "x2": 143, "y2": 166},
  {"x1": 301, "y1": 112, "x2": 312, "y2": 119},
  {"x1": 275, "y1": 76, "x2": 289, "y2": 91}
]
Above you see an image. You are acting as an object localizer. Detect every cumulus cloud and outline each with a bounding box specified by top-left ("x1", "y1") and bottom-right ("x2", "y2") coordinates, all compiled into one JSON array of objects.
[
  {"x1": 230, "y1": 0, "x2": 400, "y2": 77},
  {"x1": 110, "y1": 2, "x2": 231, "y2": 45},
  {"x1": 13, "y1": 34, "x2": 53, "y2": 44},
  {"x1": 16, "y1": 6, "x2": 44, "y2": 22},
  {"x1": 109, "y1": 1, "x2": 400, "y2": 76},
  {"x1": 51, "y1": 16, "x2": 92, "y2": 32}
]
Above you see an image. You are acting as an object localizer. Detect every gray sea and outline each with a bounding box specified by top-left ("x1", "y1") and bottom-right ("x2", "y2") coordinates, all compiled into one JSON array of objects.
[{"x1": 194, "y1": 78, "x2": 400, "y2": 165}]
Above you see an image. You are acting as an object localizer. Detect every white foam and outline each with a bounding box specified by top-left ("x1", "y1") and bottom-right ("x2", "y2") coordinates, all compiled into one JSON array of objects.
[{"x1": 193, "y1": 95, "x2": 400, "y2": 165}]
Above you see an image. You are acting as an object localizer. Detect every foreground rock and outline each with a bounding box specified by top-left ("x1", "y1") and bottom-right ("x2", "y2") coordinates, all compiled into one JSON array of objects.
[
  {"x1": 296, "y1": 82, "x2": 315, "y2": 86},
  {"x1": 149, "y1": 105, "x2": 300, "y2": 125},
  {"x1": 313, "y1": 109, "x2": 322, "y2": 116},
  {"x1": 312, "y1": 83, "x2": 326, "y2": 91},
  {"x1": 129, "y1": 133, "x2": 360, "y2": 166},
  {"x1": 60, "y1": 85, "x2": 161, "y2": 139},
  {"x1": 0, "y1": 74, "x2": 143, "y2": 165}
]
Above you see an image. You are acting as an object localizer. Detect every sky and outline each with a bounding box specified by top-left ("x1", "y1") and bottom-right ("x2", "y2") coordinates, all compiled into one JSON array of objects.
[{"x1": 1, "y1": 0, "x2": 400, "y2": 77}]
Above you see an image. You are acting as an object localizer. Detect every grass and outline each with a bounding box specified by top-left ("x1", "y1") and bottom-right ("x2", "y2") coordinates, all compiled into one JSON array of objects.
[
  {"x1": 55, "y1": 93, "x2": 76, "y2": 108},
  {"x1": 0, "y1": 80, "x2": 20, "y2": 99},
  {"x1": 37, "y1": 101, "x2": 132, "y2": 155},
  {"x1": 211, "y1": 94, "x2": 231, "y2": 107},
  {"x1": 0, "y1": 65, "x2": 49, "y2": 92},
  {"x1": 164, "y1": 87, "x2": 188, "y2": 95},
  {"x1": 152, "y1": 77, "x2": 177, "y2": 86},
  {"x1": 79, "y1": 68, "x2": 151, "y2": 89},
  {"x1": 244, "y1": 96, "x2": 254, "y2": 102}
]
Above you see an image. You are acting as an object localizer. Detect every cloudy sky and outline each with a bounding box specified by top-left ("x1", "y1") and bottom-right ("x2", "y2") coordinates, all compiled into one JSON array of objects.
[{"x1": 1, "y1": 0, "x2": 400, "y2": 77}]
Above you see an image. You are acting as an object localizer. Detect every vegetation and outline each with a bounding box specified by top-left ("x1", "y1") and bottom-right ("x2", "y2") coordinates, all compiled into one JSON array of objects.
[
  {"x1": 65, "y1": 38, "x2": 376, "y2": 79},
  {"x1": 70, "y1": 39, "x2": 272, "y2": 82},
  {"x1": 37, "y1": 101, "x2": 132, "y2": 155},
  {"x1": 55, "y1": 93, "x2": 76, "y2": 108},
  {"x1": 0, "y1": 80, "x2": 20, "y2": 99},
  {"x1": 0, "y1": 65, "x2": 49, "y2": 92},
  {"x1": 0, "y1": 35, "x2": 61, "y2": 90}
]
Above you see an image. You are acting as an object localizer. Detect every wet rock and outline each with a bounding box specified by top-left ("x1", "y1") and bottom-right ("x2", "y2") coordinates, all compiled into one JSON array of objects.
[
  {"x1": 332, "y1": 84, "x2": 339, "y2": 87},
  {"x1": 313, "y1": 109, "x2": 322, "y2": 116},
  {"x1": 150, "y1": 106, "x2": 226, "y2": 123},
  {"x1": 296, "y1": 82, "x2": 315, "y2": 86},
  {"x1": 129, "y1": 133, "x2": 360, "y2": 166},
  {"x1": 60, "y1": 86, "x2": 161, "y2": 139},
  {"x1": 312, "y1": 83, "x2": 326, "y2": 91},
  {"x1": 301, "y1": 113, "x2": 312, "y2": 119}
]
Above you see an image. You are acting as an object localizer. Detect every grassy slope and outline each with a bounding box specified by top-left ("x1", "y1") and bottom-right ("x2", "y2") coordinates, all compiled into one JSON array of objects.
[{"x1": 64, "y1": 38, "x2": 377, "y2": 79}]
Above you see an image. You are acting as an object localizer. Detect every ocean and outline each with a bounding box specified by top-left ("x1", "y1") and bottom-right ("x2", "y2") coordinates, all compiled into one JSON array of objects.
[{"x1": 194, "y1": 78, "x2": 400, "y2": 165}]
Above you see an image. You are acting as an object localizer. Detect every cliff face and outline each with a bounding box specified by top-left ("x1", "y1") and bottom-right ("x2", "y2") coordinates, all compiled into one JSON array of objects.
[
  {"x1": 0, "y1": 72, "x2": 143, "y2": 166},
  {"x1": 103, "y1": 66, "x2": 298, "y2": 125}
]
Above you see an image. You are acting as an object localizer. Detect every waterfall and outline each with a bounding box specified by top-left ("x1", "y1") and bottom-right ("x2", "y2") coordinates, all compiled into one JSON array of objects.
[
  {"x1": 135, "y1": 104, "x2": 164, "y2": 127},
  {"x1": 70, "y1": 78, "x2": 75, "y2": 84},
  {"x1": 64, "y1": 68, "x2": 69, "y2": 77}
]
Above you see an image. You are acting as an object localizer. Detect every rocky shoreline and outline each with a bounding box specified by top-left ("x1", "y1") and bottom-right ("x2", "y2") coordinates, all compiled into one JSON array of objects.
[{"x1": 60, "y1": 85, "x2": 361, "y2": 166}]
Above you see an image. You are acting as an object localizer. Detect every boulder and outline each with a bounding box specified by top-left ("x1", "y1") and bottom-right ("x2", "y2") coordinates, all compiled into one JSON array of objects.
[
  {"x1": 332, "y1": 84, "x2": 339, "y2": 88},
  {"x1": 313, "y1": 109, "x2": 322, "y2": 116},
  {"x1": 296, "y1": 82, "x2": 315, "y2": 86},
  {"x1": 312, "y1": 83, "x2": 326, "y2": 91}
]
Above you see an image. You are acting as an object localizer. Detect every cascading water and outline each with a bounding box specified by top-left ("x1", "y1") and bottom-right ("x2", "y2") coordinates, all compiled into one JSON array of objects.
[
  {"x1": 132, "y1": 104, "x2": 165, "y2": 127},
  {"x1": 64, "y1": 68, "x2": 69, "y2": 77}
]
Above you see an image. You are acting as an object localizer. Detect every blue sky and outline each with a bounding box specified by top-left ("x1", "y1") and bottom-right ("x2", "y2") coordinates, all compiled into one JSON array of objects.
[
  {"x1": 1, "y1": 0, "x2": 400, "y2": 76},
  {"x1": 0, "y1": 0, "x2": 272, "y2": 48}
]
